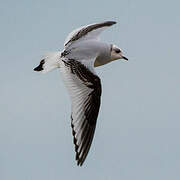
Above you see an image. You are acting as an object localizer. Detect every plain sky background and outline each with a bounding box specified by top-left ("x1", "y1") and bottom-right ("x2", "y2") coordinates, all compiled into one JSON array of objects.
[{"x1": 0, "y1": 0, "x2": 180, "y2": 179}]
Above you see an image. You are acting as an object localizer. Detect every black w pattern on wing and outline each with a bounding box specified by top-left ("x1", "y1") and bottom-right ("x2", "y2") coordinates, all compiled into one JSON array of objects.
[
  {"x1": 63, "y1": 59, "x2": 102, "y2": 166},
  {"x1": 65, "y1": 21, "x2": 116, "y2": 46}
]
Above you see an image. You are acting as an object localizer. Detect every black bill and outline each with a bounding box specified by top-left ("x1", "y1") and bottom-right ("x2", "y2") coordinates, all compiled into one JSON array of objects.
[{"x1": 122, "y1": 56, "x2": 128, "y2": 61}]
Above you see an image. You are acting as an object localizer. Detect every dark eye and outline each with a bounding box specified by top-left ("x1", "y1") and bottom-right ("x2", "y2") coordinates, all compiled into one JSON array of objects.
[{"x1": 115, "y1": 49, "x2": 121, "y2": 53}]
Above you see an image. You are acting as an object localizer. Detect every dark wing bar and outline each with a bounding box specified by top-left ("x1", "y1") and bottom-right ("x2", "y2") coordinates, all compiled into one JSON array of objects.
[{"x1": 65, "y1": 21, "x2": 116, "y2": 46}]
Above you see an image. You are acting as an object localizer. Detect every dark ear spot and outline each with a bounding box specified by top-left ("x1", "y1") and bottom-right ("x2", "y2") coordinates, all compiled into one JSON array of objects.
[
  {"x1": 115, "y1": 49, "x2": 121, "y2": 53},
  {"x1": 34, "y1": 59, "x2": 45, "y2": 71}
]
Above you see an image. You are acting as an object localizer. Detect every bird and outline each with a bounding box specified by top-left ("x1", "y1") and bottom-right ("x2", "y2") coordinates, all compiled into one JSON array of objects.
[{"x1": 34, "y1": 21, "x2": 128, "y2": 166}]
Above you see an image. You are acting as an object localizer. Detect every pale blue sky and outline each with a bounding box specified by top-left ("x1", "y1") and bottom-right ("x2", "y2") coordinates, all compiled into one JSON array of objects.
[{"x1": 0, "y1": 0, "x2": 180, "y2": 179}]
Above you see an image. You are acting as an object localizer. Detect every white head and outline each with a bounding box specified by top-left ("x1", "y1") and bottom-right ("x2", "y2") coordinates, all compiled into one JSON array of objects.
[{"x1": 110, "y1": 44, "x2": 128, "y2": 61}]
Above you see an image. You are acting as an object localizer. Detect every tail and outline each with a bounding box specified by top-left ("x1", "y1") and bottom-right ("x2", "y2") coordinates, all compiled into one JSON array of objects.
[{"x1": 34, "y1": 52, "x2": 61, "y2": 73}]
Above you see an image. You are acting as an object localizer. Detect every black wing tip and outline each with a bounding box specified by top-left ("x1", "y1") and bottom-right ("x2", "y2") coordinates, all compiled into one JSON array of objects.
[
  {"x1": 71, "y1": 118, "x2": 82, "y2": 166},
  {"x1": 76, "y1": 156, "x2": 85, "y2": 166},
  {"x1": 104, "y1": 21, "x2": 117, "y2": 26},
  {"x1": 33, "y1": 59, "x2": 45, "y2": 72},
  {"x1": 77, "y1": 161, "x2": 83, "y2": 167}
]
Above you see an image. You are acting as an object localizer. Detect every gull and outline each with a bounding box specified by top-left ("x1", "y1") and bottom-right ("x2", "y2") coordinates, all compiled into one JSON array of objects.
[{"x1": 34, "y1": 21, "x2": 128, "y2": 166}]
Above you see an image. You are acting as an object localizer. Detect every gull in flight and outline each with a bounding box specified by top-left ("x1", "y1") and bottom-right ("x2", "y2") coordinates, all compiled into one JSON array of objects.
[{"x1": 34, "y1": 21, "x2": 128, "y2": 166}]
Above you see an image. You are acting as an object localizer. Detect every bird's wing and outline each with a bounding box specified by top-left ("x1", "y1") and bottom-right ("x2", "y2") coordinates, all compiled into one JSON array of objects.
[
  {"x1": 59, "y1": 57, "x2": 102, "y2": 166},
  {"x1": 64, "y1": 21, "x2": 116, "y2": 47}
]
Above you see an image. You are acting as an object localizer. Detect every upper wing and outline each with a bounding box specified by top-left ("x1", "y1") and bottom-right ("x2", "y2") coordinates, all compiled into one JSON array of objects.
[
  {"x1": 59, "y1": 58, "x2": 102, "y2": 166},
  {"x1": 64, "y1": 21, "x2": 116, "y2": 47}
]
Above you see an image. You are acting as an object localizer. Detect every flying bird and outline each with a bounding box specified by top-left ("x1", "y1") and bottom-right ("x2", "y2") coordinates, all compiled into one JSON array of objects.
[{"x1": 34, "y1": 21, "x2": 128, "y2": 166}]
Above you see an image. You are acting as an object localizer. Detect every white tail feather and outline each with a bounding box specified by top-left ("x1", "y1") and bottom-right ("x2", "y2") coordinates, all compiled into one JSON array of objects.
[{"x1": 34, "y1": 51, "x2": 61, "y2": 73}]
